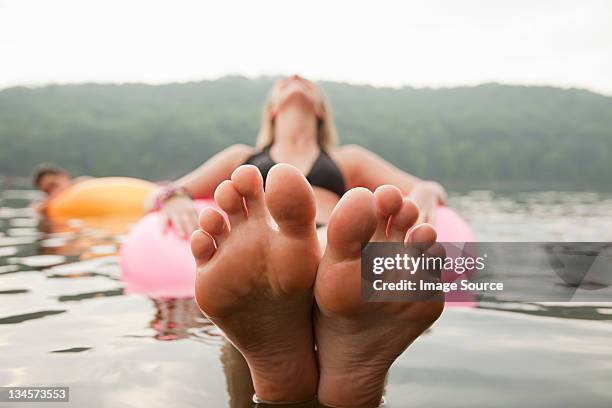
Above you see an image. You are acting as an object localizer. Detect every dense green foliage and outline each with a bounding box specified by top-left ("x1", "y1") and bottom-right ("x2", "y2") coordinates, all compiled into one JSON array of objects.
[{"x1": 1, "y1": 76, "x2": 611, "y2": 188}]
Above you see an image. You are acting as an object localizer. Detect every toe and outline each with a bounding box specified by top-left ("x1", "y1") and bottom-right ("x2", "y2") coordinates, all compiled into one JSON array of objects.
[
  {"x1": 230, "y1": 165, "x2": 267, "y2": 217},
  {"x1": 199, "y1": 207, "x2": 229, "y2": 245},
  {"x1": 373, "y1": 185, "x2": 403, "y2": 240},
  {"x1": 191, "y1": 230, "x2": 216, "y2": 265},
  {"x1": 265, "y1": 163, "x2": 317, "y2": 238},
  {"x1": 326, "y1": 187, "x2": 377, "y2": 260},
  {"x1": 388, "y1": 199, "x2": 419, "y2": 241},
  {"x1": 214, "y1": 180, "x2": 246, "y2": 226},
  {"x1": 406, "y1": 223, "x2": 437, "y2": 247},
  {"x1": 406, "y1": 223, "x2": 446, "y2": 269}
]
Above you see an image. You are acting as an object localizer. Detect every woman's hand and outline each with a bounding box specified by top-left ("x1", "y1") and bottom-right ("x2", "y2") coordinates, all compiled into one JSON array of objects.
[
  {"x1": 408, "y1": 181, "x2": 447, "y2": 225},
  {"x1": 159, "y1": 194, "x2": 199, "y2": 238}
]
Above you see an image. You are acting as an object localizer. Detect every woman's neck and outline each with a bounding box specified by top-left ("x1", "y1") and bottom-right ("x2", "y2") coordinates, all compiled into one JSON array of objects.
[{"x1": 273, "y1": 105, "x2": 318, "y2": 150}]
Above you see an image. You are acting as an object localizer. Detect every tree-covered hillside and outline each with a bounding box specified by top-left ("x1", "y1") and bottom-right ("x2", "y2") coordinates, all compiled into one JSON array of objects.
[{"x1": 1, "y1": 76, "x2": 611, "y2": 188}]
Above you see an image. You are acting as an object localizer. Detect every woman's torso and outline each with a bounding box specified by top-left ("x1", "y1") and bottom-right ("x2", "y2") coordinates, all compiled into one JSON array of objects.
[{"x1": 243, "y1": 144, "x2": 348, "y2": 225}]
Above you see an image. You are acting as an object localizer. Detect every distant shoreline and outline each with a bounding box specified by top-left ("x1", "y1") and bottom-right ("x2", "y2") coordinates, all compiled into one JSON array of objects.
[{"x1": 2, "y1": 78, "x2": 611, "y2": 186}]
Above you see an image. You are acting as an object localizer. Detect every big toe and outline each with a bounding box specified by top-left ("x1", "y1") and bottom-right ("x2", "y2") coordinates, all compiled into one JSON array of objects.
[
  {"x1": 326, "y1": 187, "x2": 378, "y2": 261},
  {"x1": 265, "y1": 163, "x2": 317, "y2": 238}
]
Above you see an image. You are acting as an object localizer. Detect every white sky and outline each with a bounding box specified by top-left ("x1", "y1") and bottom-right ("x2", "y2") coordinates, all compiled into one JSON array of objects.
[{"x1": 1, "y1": 0, "x2": 611, "y2": 94}]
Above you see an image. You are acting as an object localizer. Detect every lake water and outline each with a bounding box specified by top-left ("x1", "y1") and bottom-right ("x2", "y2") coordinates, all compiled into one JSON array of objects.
[{"x1": 1, "y1": 189, "x2": 611, "y2": 407}]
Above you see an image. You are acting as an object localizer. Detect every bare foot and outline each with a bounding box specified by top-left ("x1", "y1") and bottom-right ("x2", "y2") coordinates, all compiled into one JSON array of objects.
[
  {"x1": 315, "y1": 185, "x2": 445, "y2": 408},
  {"x1": 192, "y1": 164, "x2": 320, "y2": 403}
]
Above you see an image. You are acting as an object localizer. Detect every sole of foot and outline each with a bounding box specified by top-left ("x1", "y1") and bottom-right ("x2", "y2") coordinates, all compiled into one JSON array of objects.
[
  {"x1": 192, "y1": 164, "x2": 320, "y2": 403},
  {"x1": 314, "y1": 185, "x2": 445, "y2": 408}
]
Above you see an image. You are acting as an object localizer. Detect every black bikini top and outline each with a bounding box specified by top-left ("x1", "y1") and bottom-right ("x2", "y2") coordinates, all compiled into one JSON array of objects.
[{"x1": 244, "y1": 145, "x2": 346, "y2": 197}]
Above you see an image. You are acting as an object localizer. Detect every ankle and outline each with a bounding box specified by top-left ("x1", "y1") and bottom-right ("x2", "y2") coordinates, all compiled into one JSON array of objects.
[
  {"x1": 318, "y1": 366, "x2": 388, "y2": 408},
  {"x1": 247, "y1": 350, "x2": 319, "y2": 403}
]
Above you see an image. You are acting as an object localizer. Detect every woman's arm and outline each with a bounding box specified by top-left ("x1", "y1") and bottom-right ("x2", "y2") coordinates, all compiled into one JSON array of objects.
[
  {"x1": 335, "y1": 144, "x2": 447, "y2": 223},
  {"x1": 174, "y1": 144, "x2": 254, "y2": 198}
]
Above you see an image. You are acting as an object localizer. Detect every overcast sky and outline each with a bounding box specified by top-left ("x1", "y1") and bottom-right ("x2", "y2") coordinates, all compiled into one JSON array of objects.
[{"x1": 1, "y1": 0, "x2": 611, "y2": 94}]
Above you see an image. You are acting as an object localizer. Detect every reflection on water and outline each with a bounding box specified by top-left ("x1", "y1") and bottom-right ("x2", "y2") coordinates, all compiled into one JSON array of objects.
[
  {"x1": 1, "y1": 188, "x2": 611, "y2": 407},
  {"x1": 148, "y1": 298, "x2": 219, "y2": 343},
  {"x1": 0, "y1": 309, "x2": 67, "y2": 325}
]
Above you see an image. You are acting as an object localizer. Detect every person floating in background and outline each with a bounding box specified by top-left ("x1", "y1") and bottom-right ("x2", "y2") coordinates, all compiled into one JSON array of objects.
[
  {"x1": 144, "y1": 75, "x2": 448, "y2": 407},
  {"x1": 30, "y1": 163, "x2": 91, "y2": 214}
]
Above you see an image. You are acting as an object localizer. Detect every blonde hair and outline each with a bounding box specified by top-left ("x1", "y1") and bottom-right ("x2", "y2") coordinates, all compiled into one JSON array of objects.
[{"x1": 256, "y1": 80, "x2": 339, "y2": 149}]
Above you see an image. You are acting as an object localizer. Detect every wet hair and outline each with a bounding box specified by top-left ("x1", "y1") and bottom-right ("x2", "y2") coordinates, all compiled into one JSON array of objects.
[{"x1": 31, "y1": 163, "x2": 68, "y2": 188}]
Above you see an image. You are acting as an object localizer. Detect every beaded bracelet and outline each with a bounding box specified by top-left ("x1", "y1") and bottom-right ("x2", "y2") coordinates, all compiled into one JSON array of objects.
[{"x1": 150, "y1": 185, "x2": 191, "y2": 211}]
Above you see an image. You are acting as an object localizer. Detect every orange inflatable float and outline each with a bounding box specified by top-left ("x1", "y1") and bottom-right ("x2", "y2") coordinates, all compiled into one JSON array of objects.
[{"x1": 47, "y1": 177, "x2": 156, "y2": 218}]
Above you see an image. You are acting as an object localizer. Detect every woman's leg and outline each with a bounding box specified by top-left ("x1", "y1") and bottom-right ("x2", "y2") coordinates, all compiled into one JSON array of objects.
[
  {"x1": 314, "y1": 185, "x2": 444, "y2": 408},
  {"x1": 192, "y1": 165, "x2": 443, "y2": 407},
  {"x1": 192, "y1": 164, "x2": 320, "y2": 403}
]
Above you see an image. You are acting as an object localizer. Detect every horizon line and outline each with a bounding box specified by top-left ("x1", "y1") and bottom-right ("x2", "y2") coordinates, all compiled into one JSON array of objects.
[{"x1": 1, "y1": 74, "x2": 610, "y2": 97}]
